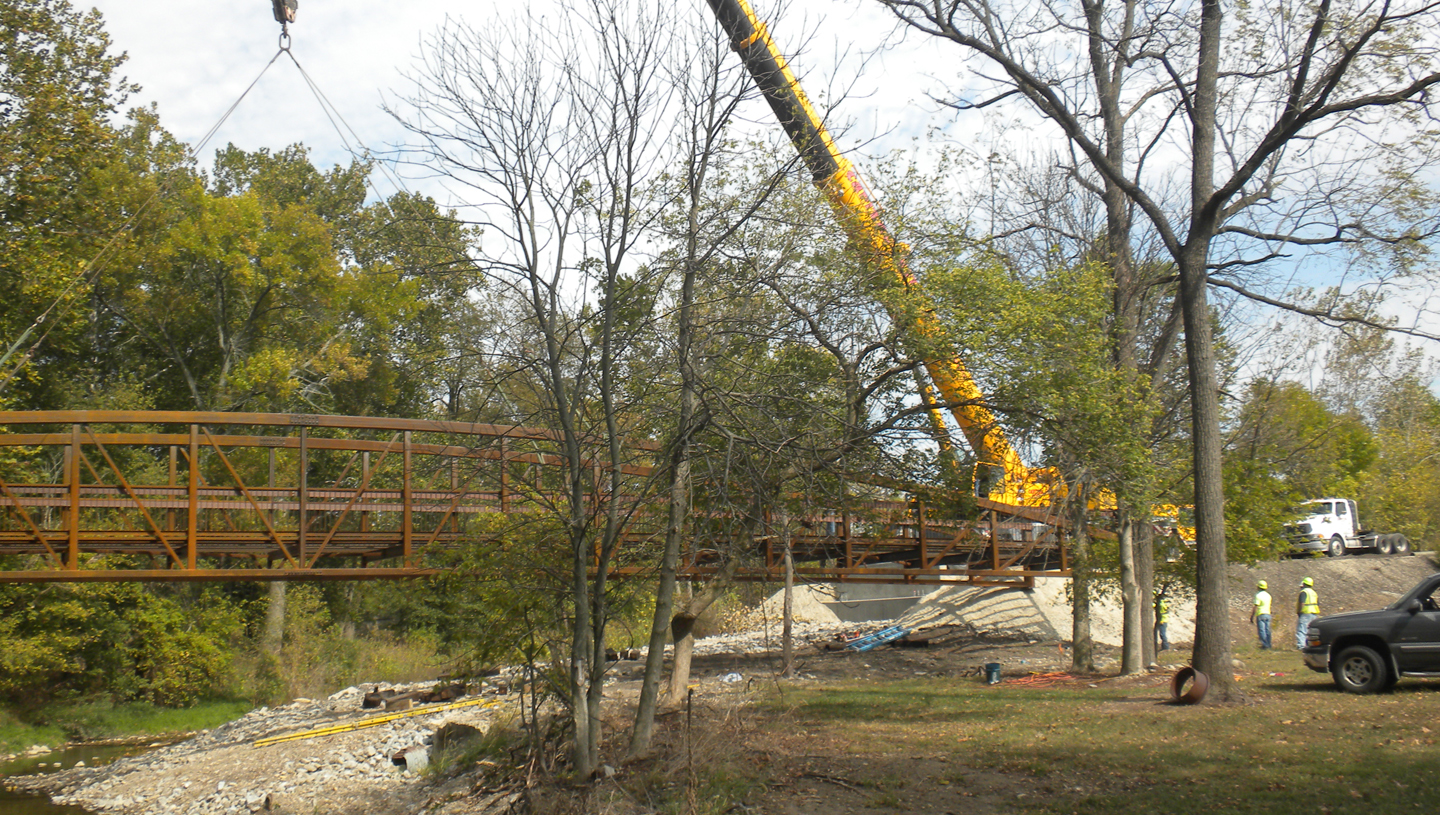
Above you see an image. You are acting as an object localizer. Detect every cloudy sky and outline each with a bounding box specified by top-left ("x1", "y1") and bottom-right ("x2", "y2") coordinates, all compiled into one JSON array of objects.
[
  {"x1": 85, "y1": 0, "x2": 963, "y2": 203},
  {"x1": 80, "y1": 0, "x2": 1439, "y2": 356}
]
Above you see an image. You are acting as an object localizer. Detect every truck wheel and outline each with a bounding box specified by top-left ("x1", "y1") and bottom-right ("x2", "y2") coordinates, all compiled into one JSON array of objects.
[
  {"x1": 1393, "y1": 535, "x2": 1412, "y2": 556},
  {"x1": 1332, "y1": 645, "x2": 1389, "y2": 693},
  {"x1": 1327, "y1": 535, "x2": 1345, "y2": 557},
  {"x1": 1377, "y1": 535, "x2": 1394, "y2": 555}
]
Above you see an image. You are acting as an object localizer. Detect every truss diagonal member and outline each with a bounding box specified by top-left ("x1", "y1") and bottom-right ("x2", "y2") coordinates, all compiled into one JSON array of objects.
[
  {"x1": 418, "y1": 456, "x2": 488, "y2": 552},
  {"x1": 0, "y1": 477, "x2": 62, "y2": 566},
  {"x1": 178, "y1": 454, "x2": 244, "y2": 534},
  {"x1": 849, "y1": 536, "x2": 885, "y2": 568},
  {"x1": 75, "y1": 451, "x2": 142, "y2": 534},
  {"x1": 305, "y1": 433, "x2": 399, "y2": 568},
  {"x1": 921, "y1": 533, "x2": 962, "y2": 570},
  {"x1": 78, "y1": 449, "x2": 106, "y2": 485},
  {"x1": 326, "y1": 446, "x2": 363, "y2": 490},
  {"x1": 200, "y1": 427, "x2": 299, "y2": 569},
  {"x1": 998, "y1": 538, "x2": 1039, "y2": 570},
  {"x1": 83, "y1": 426, "x2": 183, "y2": 566}
]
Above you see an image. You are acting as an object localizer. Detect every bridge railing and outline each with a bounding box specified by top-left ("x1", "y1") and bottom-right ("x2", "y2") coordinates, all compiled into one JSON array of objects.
[
  {"x1": 0, "y1": 411, "x2": 621, "y2": 582},
  {"x1": 0, "y1": 411, "x2": 1072, "y2": 585}
]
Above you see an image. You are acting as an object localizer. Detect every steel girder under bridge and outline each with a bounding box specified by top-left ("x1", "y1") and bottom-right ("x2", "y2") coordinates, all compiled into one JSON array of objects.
[{"x1": 0, "y1": 411, "x2": 1072, "y2": 586}]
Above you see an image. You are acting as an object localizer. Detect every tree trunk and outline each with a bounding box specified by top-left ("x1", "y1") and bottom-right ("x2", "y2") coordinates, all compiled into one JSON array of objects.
[
  {"x1": 667, "y1": 613, "x2": 698, "y2": 705},
  {"x1": 1180, "y1": 0, "x2": 1240, "y2": 703},
  {"x1": 570, "y1": 524, "x2": 596, "y2": 778},
  {"x1": 262, "y1": 581, "x2": 286, "y2": 656},
  {"x1": 629, "y1": 459, "x2": 688, "y2": 755},
  {"x1": 1119, "y1": 515, "x2": 1144, "y2": 674},
  {"x1": 339, "y1": 583, "x2": 357, "y2": 641},
  {"x1": 1138, "y1": 522, "x2": 1156, "y2": 665},
  {"x1": 1179, "y1": 247, "x2": 1238, "y2": 701},
  {"x1": 1069, "y1": 498, "x2": 1096, "y2": 673},
  {"x1": 661, "y1": 516, "x2": 750, "y2": 705},
  {"x1": 781, "y1": 538, "x2": 794, "y2": 678}
]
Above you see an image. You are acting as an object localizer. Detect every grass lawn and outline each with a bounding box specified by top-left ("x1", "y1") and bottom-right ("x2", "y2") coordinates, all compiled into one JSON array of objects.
[
  {"x1": 0, "y1": 699, "x2": 253, "y2": 755},
  {"x1": 755, "y1": 648, "x2": 1440, "y2": 814}
]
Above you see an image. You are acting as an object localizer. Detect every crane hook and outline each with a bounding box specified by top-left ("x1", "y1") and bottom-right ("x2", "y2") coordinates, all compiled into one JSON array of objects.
[
  {"x1": 271, "y1": 0, "x2": 298, "y2": 25},
  {"x1": 272, "y1": 0, "x2": 297, "y2": 49}
]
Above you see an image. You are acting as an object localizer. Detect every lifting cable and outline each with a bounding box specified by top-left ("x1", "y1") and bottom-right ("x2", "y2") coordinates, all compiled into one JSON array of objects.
[
  {"x1": 0, "y1": 44, "x2": 293, "y2": 395},
  {"x1": 278, "y1": 47, "x2": 471, "y2": 270},
  {"x1": 2, "y1": 15, "x2": 474, "y2": 398}
]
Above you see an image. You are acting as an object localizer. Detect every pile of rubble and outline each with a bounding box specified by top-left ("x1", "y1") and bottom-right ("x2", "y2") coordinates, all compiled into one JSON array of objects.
[{"x1": 13, "y1": 680, "x2": 514, "y2": 815}]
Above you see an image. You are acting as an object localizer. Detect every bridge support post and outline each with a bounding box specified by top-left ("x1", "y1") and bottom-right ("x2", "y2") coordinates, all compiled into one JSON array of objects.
[
  {"x1": 361, "y1": 452, "x2": 370, "y2": 533},
  {"x1": 499, "y1": 439, "x2": 509, "y2": 513},
  {"x1": 188, "y1": 425, "x2": 199, "y2": 571},
  {"x1": 299, "y1": 427, "x2": 308, "y2": 566},
  {"x1": 66, "y1": 425, "x2": 79, "y2": 569},
  {"x1": 990, "y1": 509, "x2": 1001, "y2": 572},
  {"x1": 167, "y1": 446, "x2": 177, "y2": 533},
  {"x1": 403, "y1": 431, "x2": 413, "y2": 567},
  {"x1": 916, "y1": 498, "x2": 927, "y2": 569}
]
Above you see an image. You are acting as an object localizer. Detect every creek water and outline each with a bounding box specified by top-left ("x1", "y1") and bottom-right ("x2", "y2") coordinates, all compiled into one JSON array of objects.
[{"x1": 0, "y1": 743, "x2": 154, "y2": 815}]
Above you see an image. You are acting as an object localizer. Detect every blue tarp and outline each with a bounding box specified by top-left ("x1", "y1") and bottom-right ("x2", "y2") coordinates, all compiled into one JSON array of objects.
[{"x1": 845, "y1": 624, "x2": 910, "y2": 652}]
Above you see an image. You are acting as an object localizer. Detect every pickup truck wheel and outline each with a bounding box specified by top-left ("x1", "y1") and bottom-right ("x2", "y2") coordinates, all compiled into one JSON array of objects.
[
  {"x1": 1333, "y1": 645, "x2": 1389, "y2": 693},
  {"x1": 1327, "y1": 535, "x2": 1345, "y2": 557}
]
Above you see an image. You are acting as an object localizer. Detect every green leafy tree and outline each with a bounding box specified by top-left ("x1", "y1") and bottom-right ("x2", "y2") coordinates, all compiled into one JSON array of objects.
[
  {"x1": 0, "y1": 0, "x2": 138, "y2": 408},
  {"x1": 91, "y1": 144, "x2": 478, "y2": 415},
  {"x1": 1224, "y1": 380, "x2": 1376, "y2": 559},
  {"x1": 1361, "y1": 376, "x2": 1440, "y2": 548},
  {"x1": 879, "y1": 0, "x2": 1440, "y2": 703}
]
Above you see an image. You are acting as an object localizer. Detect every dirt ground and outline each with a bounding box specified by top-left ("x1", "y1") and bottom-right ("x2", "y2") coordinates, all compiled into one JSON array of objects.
[
  {"x1": 21, "y1": 553, "x2": 1438, "y2": 815},
  {"x1": 596, "y1": 552, "x2": 1440, "y2": 815},
  {"x1": 1226, "y1": 551, "x2": 1437, "y2": 648}
]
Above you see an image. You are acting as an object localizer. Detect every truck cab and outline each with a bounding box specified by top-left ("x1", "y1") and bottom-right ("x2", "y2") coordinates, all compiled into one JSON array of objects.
[
  {"x1": 1283, "y1": 498, "x2": 1411, "y2": 557},
  {"x1": 1284, "y1": 498, "x2": 1359, "y2": 557}
]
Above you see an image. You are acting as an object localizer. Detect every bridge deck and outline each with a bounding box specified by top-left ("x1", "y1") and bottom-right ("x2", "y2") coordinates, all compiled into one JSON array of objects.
[{"x1": 0, "y1": 411, "x2": 1071, "y2": 586}]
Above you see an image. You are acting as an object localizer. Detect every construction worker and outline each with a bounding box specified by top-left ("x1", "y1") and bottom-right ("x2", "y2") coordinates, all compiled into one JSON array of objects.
[
  {"x1": 1250, "y1": 580, "x2": 1272, "y2": 649},
  {"x1": 1154, "y1": 589, "x2": 1170, "y2": 652},
  {"x1": 1296, "y1": 577, "x2": 1320, "y2": 649}
]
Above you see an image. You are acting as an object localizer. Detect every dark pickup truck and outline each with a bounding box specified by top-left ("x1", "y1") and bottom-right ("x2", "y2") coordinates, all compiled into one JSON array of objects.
[{"x1": 1302, "y1": 572, "x2": 1440, "y2": 693}]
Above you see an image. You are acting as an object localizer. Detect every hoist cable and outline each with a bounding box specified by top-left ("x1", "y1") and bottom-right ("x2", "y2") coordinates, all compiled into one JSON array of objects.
[
  {"x1": 280, "y1": 49, "x2": 478, "y2": 279},
  {"x1": 0, "y1": 47, "x2": 289, "y2": 396},
  {"x1": 283, "y1": 50, "x2": 417, "y2": 206}
]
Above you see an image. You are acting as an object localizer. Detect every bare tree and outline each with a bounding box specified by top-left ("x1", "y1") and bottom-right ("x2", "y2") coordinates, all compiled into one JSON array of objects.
[
  {"x1": 879, "y1": 0, "x2": 1440, "y2": 699},
  {"x1": 392, "y1": 0, "x2": 683, "y2": 776},
  {"x1": 628, "y1": 9, "x2": 782, "y2": 754},
  {"x1": 650, "y1": 167, "x2": 935, "y2": 699}
]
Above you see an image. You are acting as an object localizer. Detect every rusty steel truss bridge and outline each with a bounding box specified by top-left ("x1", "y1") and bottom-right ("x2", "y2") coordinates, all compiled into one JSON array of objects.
[{"x1": 0, "y1": 411, "x2": 1071, "y2": 586}]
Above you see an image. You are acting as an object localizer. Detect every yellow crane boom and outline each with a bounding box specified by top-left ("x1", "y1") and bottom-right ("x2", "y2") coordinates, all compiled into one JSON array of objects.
[{"x1": 702, "y1": 0, "x2": 1050, "y2": 506}]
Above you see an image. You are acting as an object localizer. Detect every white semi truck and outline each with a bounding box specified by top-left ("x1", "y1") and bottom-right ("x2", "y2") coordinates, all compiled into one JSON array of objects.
[{"x1": 1284, "y1": 498, "x2": 1412, "y2": 557}]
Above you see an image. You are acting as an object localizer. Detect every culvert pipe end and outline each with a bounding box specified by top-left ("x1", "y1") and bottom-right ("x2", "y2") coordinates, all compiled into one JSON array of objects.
[{"x1": 1170, "y1": 666, "x2": 1209, "y2": 704}]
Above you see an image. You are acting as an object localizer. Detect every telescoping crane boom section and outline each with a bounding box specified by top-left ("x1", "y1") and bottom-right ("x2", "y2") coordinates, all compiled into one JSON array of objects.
[{"x1": 702, "y1": 0, "x2": 1049, "y2": 506}]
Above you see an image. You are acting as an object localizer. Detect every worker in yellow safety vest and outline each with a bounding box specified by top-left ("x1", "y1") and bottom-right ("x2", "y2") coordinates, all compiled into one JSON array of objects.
[
  {"x1": 1296, "y1": 577, "x2": 1320, "y2": 649},
  {"x1": 1154, "y1": 590, "x2": 1170, "y2": 652},
  {"x1": 1250, "y1": 580, "x2": 1272, "y2": 650}
]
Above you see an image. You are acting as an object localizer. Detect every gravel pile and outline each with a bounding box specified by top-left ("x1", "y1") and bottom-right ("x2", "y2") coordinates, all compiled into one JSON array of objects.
[
  {"x1": 13, "y1": 681, "x2": 515, "y2": 815},
  {"x1": 689, "y1": 619, "x2": 887, "y2": 657}
]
